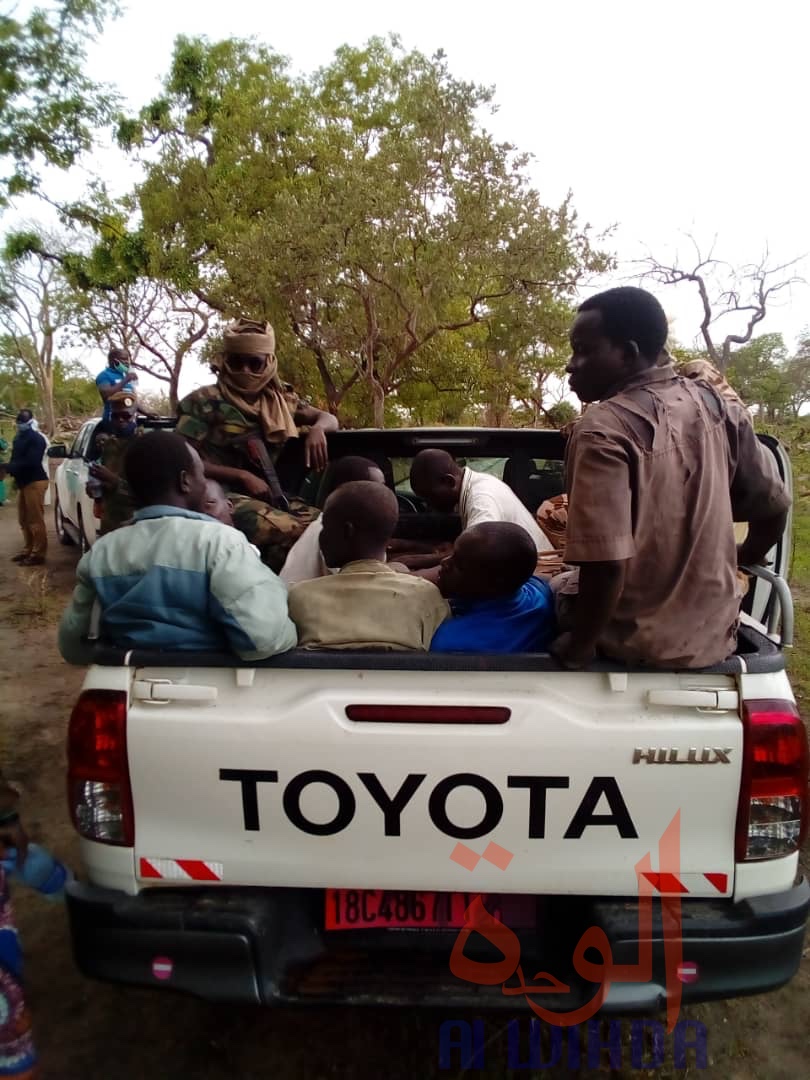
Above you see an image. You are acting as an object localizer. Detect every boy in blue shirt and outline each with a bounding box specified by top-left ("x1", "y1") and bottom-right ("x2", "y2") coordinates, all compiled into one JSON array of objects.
[{"x1": 431, "y1": 522, "x2": 555, "y2": 654}]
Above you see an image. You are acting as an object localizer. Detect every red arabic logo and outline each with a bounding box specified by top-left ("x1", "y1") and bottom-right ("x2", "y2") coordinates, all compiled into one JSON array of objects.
[{"x1": 448, "y1": 811, "x2": 685, "y2": 1031}]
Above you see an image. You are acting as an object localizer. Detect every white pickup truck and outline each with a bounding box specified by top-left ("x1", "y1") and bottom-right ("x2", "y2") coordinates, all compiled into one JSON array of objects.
[{"x1": 64, "y1": 427, "x2": 809, "y2": 1013}]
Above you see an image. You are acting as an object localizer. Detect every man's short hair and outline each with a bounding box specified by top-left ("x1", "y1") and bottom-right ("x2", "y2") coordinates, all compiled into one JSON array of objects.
[
  {"x1": 324, "y1": 456, "x2": 384, "y2": 496},
  {"x1": 108, "y1": 346, "x2": 130, "y2": 364},
  {"x1": 578, "y1": 287, "x2": 668, "y2": 362},
  {"x1": 16, "y1": 409, "x2": 33, "y2": 424},
  {"x1": 325, "y1": 481, "x2": 399, "y2": 544},
  {"x1": 410, "y1": 449, "x2": 460, "y2": 487},
  {"x1": 465, "y1": 522, "x2": 538, "y2": 594},
  {"x1": 123, "y1": 431, "x2": 193, "y2": 507}
]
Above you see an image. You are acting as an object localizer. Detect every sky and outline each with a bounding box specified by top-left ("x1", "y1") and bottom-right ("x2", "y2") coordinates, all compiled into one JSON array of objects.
[{"x1": 9, "y1": 0, "x2": 810, "y2": 395}]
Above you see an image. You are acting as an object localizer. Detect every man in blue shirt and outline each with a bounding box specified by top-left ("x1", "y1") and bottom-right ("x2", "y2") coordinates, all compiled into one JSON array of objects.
[
  {"x1": 431, "y1": 522, "x2": 555, "y2": 654},
  {"x1": 96, "y1": 347, "x2": 138, "y2": 423}
]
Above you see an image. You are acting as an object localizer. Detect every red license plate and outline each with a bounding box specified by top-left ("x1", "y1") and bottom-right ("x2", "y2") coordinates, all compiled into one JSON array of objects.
[{"x1": 325, "y1": 889, "x2": 535, "y2": 931}]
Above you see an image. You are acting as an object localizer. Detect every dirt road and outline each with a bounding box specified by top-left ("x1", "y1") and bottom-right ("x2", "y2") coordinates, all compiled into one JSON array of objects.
[{"x1": 0, "y1": 504, "x2": 807, "y2": 1079}]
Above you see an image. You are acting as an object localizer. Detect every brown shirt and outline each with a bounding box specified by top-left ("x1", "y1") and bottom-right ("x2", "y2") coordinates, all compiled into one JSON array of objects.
[{"x1": 564, "y1": 364, "x2": 790, "y2": 668}]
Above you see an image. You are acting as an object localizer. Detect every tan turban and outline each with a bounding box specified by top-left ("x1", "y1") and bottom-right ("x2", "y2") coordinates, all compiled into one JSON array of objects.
[{"x1": 216, "y1": 318, "x2": 298, "y2": 443}]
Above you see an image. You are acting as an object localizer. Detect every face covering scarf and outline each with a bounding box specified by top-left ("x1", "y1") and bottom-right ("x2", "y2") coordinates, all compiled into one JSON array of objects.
[{"x1": 215, "y1": 319, "x2": 299, "y2": 444}]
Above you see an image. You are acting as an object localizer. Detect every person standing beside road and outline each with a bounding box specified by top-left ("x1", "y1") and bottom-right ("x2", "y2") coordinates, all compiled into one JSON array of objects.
[
  {"x1": 95, "y1": 347, "x2": 138, "y2": 424},
  {"x1": 554, "y1": 286, "x2": 791, "y2": 670},
  {"x1": 176, "y1": 318, "x2": 338, "y2": 572},
  {"x1": 0, "y1": 774, "x2": 37, "y2": 1079},
  {"x1": 0, "y1": 435, "x2": 8, "y2": 507},
  {"x1": 0, "y1": 411, "x2": 49, "y2": 566}
]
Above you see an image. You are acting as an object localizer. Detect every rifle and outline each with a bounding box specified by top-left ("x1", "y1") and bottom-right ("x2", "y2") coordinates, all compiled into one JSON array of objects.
[{"x1": 234, "y1": 432, "x2": 290, "y2": 512}]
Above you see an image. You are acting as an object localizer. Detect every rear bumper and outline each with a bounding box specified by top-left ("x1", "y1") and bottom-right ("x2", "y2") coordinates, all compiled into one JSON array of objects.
[{"x1": 66, "y1": 877, "x2": 810, "y2": 1010}]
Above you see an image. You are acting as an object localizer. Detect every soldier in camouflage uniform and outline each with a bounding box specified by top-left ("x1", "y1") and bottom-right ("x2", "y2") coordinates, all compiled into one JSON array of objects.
[
  {"x1": 176, "y1": 319, "x2": 338, "y2": 572},
  {"x1": 88, "y1": 392, "x2": 143, "y2": 535}
]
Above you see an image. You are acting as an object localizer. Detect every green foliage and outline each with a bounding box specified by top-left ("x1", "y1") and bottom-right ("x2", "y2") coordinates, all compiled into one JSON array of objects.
[
  {"x1": 0, "y1": 350, "x2": 96, "y2": 418},
  {"x1": 118, "y1": 34, "x2": 610, "y2": 425},
  {"x1": 546, "y1": 401, "x2": 577, "y2": 428},
  {"x1": 727, "y1": 333, "x2": 791, "y2": 419},
  {"x1": 0, "y1": 1, "x2": 119, "y2": 204}
]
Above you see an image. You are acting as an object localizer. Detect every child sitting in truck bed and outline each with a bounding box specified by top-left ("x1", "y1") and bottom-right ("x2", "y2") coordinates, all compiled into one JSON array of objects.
[
  {"x1": 288, "y1": 481, "x2": 449, "y2": 650},
  {"x1": 431, "y1": 522, "x2": 555, "y2": 654}
]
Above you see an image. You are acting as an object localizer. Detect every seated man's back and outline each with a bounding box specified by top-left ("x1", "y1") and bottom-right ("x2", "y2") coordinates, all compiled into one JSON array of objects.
[
  {"x1": 289, "y1": 481, "x2": 449, "y2": 650},
  {"x1": 59, "y1": 432, "x2": 297, "y2": 663},
  {"x1": 431, "y1": 522, "x2": 555, "y2": 654}
]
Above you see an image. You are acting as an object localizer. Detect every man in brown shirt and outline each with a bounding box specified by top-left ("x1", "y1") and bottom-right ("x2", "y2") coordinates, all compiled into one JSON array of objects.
[{"x1": 554, "y1": 286, "x2": 790, "y2": 669}]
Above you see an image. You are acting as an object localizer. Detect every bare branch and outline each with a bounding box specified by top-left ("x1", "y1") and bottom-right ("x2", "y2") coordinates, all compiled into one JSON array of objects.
[{"x1": 640, "y1": 238, "x2": 807, "y2": 371}]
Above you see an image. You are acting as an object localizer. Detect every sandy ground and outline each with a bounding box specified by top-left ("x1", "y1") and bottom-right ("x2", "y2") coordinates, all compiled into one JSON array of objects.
[{"x1": 0, "y1": 501, "x2": 807, "y2": 1079}]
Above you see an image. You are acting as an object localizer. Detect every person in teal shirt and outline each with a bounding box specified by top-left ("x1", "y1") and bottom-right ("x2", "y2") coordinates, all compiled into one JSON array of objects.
[
  {"x1": 431, "y1": 522, "x2": 556, "y2": 654},
  {"x1": 96, "y1": 347, "x2": 138, "y2": 423}
]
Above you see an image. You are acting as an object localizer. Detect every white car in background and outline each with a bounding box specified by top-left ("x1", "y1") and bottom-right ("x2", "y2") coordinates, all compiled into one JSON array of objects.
[{"x1": 49, "y1": 418, "x2": 103, "y2": 552}]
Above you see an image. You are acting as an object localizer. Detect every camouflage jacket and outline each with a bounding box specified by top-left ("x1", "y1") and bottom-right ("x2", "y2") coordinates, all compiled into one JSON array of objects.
[
  {"x1": 175, "y1": 382, "x2": 306, "y2": 475},
  {"x1": 98, "y1": 429, "x2": 142, "y2": 535}
]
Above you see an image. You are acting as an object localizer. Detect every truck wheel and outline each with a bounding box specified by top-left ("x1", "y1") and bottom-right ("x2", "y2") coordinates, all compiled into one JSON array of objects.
[{"x1": 55, "y1": 495, "x2": 75, "y2": 546}]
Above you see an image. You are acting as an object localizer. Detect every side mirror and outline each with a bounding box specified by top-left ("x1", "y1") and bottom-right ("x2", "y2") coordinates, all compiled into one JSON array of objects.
[{"x1": 47, "y1": 444, "x2": 68, "y2": 458}]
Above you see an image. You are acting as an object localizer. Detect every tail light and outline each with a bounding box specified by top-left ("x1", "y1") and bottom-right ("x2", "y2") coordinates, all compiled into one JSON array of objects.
[
  {"x1": 735, "y1": 699, "x2": 809, "y2": 861},
  {"x1": 67, "y1": 690, "x2": 133, "y2": 846}
]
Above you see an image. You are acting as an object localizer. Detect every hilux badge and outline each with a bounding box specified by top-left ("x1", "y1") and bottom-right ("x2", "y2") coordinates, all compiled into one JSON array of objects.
[{"x1": 632, "y1": 747, "x2": 733, "y2": 764}]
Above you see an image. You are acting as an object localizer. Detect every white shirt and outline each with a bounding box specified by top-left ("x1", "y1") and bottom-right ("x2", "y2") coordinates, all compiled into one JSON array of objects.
[
  {"x1": 280, "y1": 518, "x2": 329, "y2": 586},
  {"x1": 280, "y1": 518, "x2": 409, "y2": 586},
  {"x1": 459, "y1": 468, "x2": 552, "y2": 552}
]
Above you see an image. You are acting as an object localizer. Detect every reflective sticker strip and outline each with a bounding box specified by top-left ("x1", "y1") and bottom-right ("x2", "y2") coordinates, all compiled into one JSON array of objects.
[
  {"x1": 704, "y1": 872, "x2": 729, "y2": 893},
  {"x1": 139, "y1": 857, "x2": 223, "y2": 882},
  {"x1": 641, "y1": 871, "x2": 731, "y2": 896},
  {"x1": 641, "y1": 872, "x2": 689, "y2": 895}
]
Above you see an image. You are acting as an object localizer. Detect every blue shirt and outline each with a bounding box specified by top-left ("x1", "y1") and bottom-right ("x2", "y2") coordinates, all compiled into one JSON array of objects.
[
  {"x1": 58, "y1": 506, "x2": 298, "y2": 664},
  {"x1": 96, "y1": 367, "x2": 136, "y2": 422},
  {"x1": 430, "y1": 576, "x2": 556, "y2": 654}
]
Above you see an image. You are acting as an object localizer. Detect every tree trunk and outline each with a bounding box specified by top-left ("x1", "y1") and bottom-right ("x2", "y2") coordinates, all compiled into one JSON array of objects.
[
  {"x1": 169, "y1": 367, "x2": 180, "y2": 412},
  {"x1": 41, "y1": 368, "x2": 56, "y2": 436},
  {"x1": 371, "y1": 379, "x2": 385, "y2": 428}
]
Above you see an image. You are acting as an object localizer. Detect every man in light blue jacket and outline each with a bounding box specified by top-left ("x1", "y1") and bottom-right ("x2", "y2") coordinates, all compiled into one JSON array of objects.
[{"x1": 58, "y1": 431, "x2": 298, "y2": 664}]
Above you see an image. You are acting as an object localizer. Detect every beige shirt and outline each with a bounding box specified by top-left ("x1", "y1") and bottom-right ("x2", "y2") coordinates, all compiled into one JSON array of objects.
[
  {"x1": 460, "y1": 468, "x2": 552, "y2": 552},
  {"x1": 564, "y1": 365, "x2": 790, "y2": 668},
  {"x1": 289, "y1": 560, "x2": 450, "y2": 651}
]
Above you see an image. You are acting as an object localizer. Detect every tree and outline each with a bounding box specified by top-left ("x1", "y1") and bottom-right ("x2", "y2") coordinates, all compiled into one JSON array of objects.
[
  {"x1": 67, "y1": 278, "x2": 212, "y2": 409},
  {"x1": 642, "y1": 240, "x2": 804, "y2": 371},
  {"x1": 0, "y1": 245, "x2": 72, "y2": 433},
  {"x1": 0, "y1": 0, "x2": 118, "y2": 205},
  {"x1": 120, "y1": 36, "x2": 610, "y2": 426},
  {"x1": 725, "y1": 333, "x2": 791, "y2": 420},
  {"x1": 783, "y1": 335, "x2": 810, "y2": 419}
]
